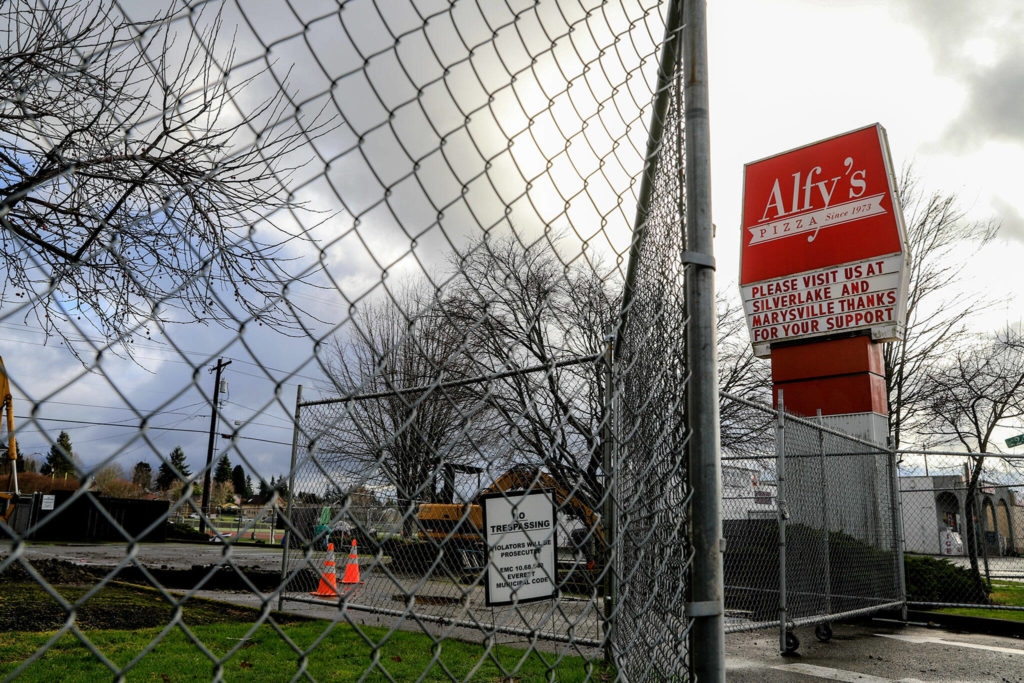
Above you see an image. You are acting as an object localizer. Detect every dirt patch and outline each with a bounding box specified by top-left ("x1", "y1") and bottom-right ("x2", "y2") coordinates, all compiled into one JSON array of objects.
[
  {"x1": 0, "y1": 559, "x2": 308, "y2": 632},
  {"x1": 1, "y1": 557, "x2": 102, "y2": 585},
  {"x1": 0, "y1": 557, "x2": 304, "y2": 592}
]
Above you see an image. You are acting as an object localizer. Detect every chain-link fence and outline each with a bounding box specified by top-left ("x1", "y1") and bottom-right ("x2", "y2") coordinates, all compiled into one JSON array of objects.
[
  {"x1": 281, "y1": 358, "x2": 613, "y2": 650},
  {"x1": 0, "y1": 0, "x2": 715, "y2": 679},
  {"x1": 720, "y1": 392, "x2": 904, "y2": 652},
  {"x1": 898, "y1": 450, "x2": 1024, "y2": 615}
]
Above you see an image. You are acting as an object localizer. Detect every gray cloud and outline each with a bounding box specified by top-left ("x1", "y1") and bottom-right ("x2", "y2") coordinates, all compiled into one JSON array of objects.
[
  {"x1": 992, "y1": 196, "x2": 1024, "y2": 242},
  {"x1": 895, "y1": 1, "x2": 1024, "y2": 147},
  {"x1": 944, "y1": 42, "x2": 1024, "y2": 148}
]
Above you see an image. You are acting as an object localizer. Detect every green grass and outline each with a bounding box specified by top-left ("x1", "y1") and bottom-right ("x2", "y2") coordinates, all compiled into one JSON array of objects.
[
  {"x1": 0, "y1": 581, "x2": 605, "y2": 681},
  {"x1": 937, "y1": 580, "x2": 1024, "y2": 622},
  {"x1": 0, "y1": 621, "x2": 605, "y2": 681}
]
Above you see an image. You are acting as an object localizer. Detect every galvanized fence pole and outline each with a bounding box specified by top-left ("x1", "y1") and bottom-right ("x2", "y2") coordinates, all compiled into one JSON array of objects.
[
  {"x1": 776, "y1": 390, "x2": 789, "y2": 654},
  {"x1": 682, "y1": 0, "x2": 723, "y2": 678},
  {"x1": 816, "y1": 411, "x2": 832, "y2": 621},
  {"x1": 278, "y1": 384, "x2": 302, "y2": 612},
  {"x1": 886, "y1": 436, "x2": 908, "y2": 620},
  {"x1": 602, "y1": 335, "x2": 617, "y2": 669}
]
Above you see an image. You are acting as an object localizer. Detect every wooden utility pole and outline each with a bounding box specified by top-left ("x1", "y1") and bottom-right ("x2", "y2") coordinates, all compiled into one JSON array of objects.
[{"x1": 199, "y1": 358, "x2": 231, "y2": 535}]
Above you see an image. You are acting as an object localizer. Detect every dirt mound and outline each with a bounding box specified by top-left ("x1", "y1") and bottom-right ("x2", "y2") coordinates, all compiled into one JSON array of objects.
[
  {"x1": 0, "y1": 559, "x2": 308, "y2": 632},
  {"x1": 0, "y1": 556, "x2": 301, "y2": 592},
  {"x1": 0, "y1": 558, "x2": 101, "y2": 585}
]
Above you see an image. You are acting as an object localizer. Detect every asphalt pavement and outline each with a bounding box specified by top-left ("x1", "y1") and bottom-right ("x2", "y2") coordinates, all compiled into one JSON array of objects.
[{"x1": 726, "y1": 620, "x2": 1024, "y2": 682}]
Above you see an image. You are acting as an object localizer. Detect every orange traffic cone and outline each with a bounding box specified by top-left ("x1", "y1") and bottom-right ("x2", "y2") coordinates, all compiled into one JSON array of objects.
[
  {"x1": 341, "y1": 539, "x2": 362, "y2": 587},
  {"x1": 310, "y1": 542, "x2": 339, "y2": 598}
]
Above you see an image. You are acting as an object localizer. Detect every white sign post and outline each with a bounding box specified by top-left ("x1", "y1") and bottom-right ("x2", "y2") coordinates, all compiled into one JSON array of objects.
[{"x1": 482, "y1": 489, "x2": 557, "y2": 606}]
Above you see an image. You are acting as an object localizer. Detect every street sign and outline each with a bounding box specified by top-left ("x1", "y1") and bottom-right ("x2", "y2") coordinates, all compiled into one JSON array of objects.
[
  {"x1": 1006, "y1": 434, "x2": 1024, "y2": 448},
  {"x1": 740, "y1": 124, "x2": 910, "y2": 357}
]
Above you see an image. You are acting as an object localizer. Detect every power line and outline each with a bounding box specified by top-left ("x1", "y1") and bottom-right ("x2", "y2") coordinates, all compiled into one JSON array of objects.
[
  {"x1": 13, "y1": 396, "x2": 290, "y2": 433},
  {"x1": 12, "y1": 415, "x2": 292, "y2": 447},
  {"x1": 23, "y1": 398, "x2": 208, "y2": 415},
  {"x1": 0, "y1": 323, "x2": 328, "y2": 385}
]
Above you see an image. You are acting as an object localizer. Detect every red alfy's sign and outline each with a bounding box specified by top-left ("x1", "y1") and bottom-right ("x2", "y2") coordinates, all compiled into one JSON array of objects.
[{"x1": 739, "y1": 124, "x2": 910, "y2": 357}]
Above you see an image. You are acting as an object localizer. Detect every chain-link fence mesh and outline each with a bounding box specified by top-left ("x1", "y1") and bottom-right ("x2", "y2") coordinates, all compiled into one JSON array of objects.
[
  {"x1": 898, "y1": 450, "x2": 1024, "y2": 613},
  {"x1": 612, "y1": 43, "x2": 691, "y2": 676},
  {"x1": 0, "y1": 0, "x2": 705, "y2": 679},
  {"x1": 720, "y1": 393, "x2": 904, "y2": 645},
  {"x1": 282, "y1": 359, "x2": 611, "y2": 650}
]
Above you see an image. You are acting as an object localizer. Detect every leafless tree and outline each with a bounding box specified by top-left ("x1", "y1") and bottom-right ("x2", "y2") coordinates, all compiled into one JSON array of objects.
[
  {"x1": 446, "y1": 238, "x2": 777, "y2": 517},
  {"x1": 716, "y1": 291, "x2": 773, "y2": 455},
  {"x1": 885, "y1": 168, "x2": 998, "y2": 449},
  {"x1": 919, "y1": 328, "x2": 1024, "y2": 593},
  {"x1": 445, "y1": 236, "x2": 619, "y2": 519},
  {"x1": 319, "y1": 284, "x2": 486, "y2": 531},
  {"x1": 0, "y1": 1, "x2": 327, "y2": 357}
]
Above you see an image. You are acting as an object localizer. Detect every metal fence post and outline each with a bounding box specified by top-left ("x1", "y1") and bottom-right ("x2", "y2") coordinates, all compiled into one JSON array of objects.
[
  {"x1": 602, "y1": 335, "x2": 617, "y2": 670},
  {"x1": 776, "y1": 390, "x2": 789, "y2": 654},
  {"x1": 278, "y1": 384, "x2": 302, "y2": 612},
  {"x1": 682, "y1": 0, "x2": 724, "y2": 678},
  {"x1": 886, "y1": 437, "x2": 908, "y2": 620},
  {"x1": 816, "y1": 410, "x2": 832, "y2": 620}
]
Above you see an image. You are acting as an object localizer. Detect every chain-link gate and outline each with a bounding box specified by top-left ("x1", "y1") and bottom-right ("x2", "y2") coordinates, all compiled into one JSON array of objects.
[
  {"x1": 0, "y1": 0, "x2": 714, "y2": 679},
  {"x1": 720, "y1": 392, "x2": 905, "y2": 652},
  {"x1": 281, "y1": 356, "x2": 612, "y2": 649}
]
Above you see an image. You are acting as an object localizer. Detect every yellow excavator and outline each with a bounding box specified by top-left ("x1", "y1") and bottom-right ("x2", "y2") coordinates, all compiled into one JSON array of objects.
[
  {"x1": 0, "y1": 357, "x2": 18, "y2": 524},
  {"x1": 412, "y1": 465, "x2": 604, "y2": 580}
]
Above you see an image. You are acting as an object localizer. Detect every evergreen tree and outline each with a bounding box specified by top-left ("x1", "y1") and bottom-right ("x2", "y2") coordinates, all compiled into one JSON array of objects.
[
  {"x1": 231, "y1": 464, "x2": 246, "y2": 497},
  {"x1": 244, "y1": 474, "x2": 254, "y2": 500},
  {"x1": 156, "y1": 446, "x2": 190, "y2": 491},
  {"x1": 258, "y1": 476, "x2": 270, "y2": 502},
  {"x1": 43, "y1": 431, "x2": 75, "y2": 477},
  {"x1": 213, "y1": 454, "x2": 232, "y2": 484},
  {"x1": 155, "y1": 462, "x2": 173, "y2": 491},
  {"x1": 131, "y1": 462, "x2": 152, "y2": 489},
  {"x1": 274, "y1": 475, "x2": 289, "y2": 500}
]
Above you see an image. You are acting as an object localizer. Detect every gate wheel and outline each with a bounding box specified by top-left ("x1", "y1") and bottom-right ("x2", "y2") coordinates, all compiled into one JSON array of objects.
[
  {"x1": 814, "y1": 622, "x2": 833, "y2": 642},
  {"x1": 783, "y1": 629, "x2": 800, "y2": 655}
]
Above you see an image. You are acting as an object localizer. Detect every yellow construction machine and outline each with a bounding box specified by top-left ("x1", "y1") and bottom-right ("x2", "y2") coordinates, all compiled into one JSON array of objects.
[
  {"x1": 0, "y1": 357, "x2": 18, "y2": 523},
  {"x1": 412, "y1": 465, "x2": 603, "y2": 581}
]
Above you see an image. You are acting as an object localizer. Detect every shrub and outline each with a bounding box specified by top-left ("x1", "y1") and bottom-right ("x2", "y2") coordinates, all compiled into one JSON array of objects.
[{"x1": 904, "y1": 554, "x2": 989, "y2": 605}]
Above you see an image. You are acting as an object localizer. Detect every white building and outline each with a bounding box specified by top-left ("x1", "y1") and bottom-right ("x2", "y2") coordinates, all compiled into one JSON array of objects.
[
  {"x1": 722, "y1": 463, "x2": 776, "y2": 520},
  {"x1": 900, "y1": 475, "x2": 1018, "y2": 557}
]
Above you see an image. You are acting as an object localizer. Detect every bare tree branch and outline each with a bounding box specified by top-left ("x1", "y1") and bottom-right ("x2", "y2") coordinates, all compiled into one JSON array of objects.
[
  {"x1": 0, "y1": 0, "x2": 332, "y2": 358},
  {"x1": 884, "y1": 166, "x2": 999, "y2": 449},
  {"x1": 918, "y1": 327, "x2": 1024, "y2": 592}
]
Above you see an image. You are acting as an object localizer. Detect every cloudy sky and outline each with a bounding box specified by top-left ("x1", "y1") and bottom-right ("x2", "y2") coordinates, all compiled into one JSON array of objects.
[
  {"x1": 709, "y1": 0, "x2": 1024, "y2": 323},
  {"x1": 4, "y1": 0, "x2": 1022, "y2": 482}
]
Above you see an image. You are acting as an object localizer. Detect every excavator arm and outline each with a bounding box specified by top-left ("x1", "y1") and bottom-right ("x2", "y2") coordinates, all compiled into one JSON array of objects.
[
  {"x1": 416, "y1": 465, "x2": 603, "y2": 548},
  {"x1": 481, "y1": 466, "x2": 604, "y2": 547},
  {"x1": 0, "y1": 357, "x2": 18, "y2": 523}
]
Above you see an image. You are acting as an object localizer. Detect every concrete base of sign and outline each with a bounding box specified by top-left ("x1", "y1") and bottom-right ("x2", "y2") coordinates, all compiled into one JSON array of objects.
[
  {"x1": 817, "y1": 412, "x2": 888, "y2": 445},
  {"x1": 771, "y1": 334, "x2": 891, "y2": 547}
]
